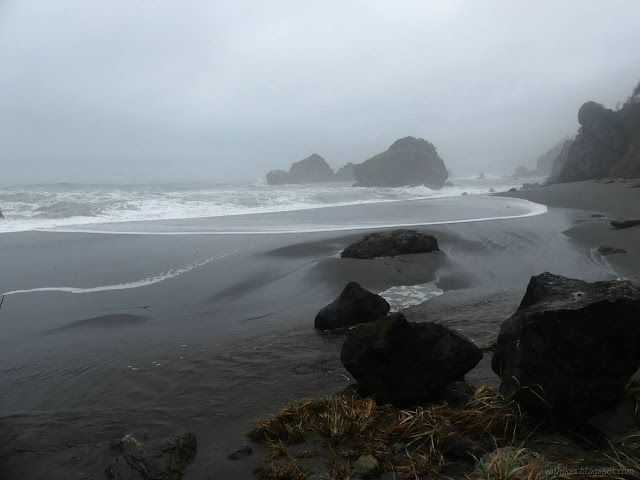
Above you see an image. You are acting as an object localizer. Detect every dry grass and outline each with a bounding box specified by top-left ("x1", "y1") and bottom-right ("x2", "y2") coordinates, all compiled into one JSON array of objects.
[
  {"x1": 603, "y1": 434, "x2": 640, "y2": 479},
  {"x1": 248, "y1": 395, "x2": 453, "y2": 479},
  {"x1": 433, "y1": 384, "x2": 529, "y2": 444},
  {"x1": 248, "y1": 385, "x2": 640, "y2": 479},
  {"x1": 470, "y1": 447, "x2": 559, "y2": 480}
]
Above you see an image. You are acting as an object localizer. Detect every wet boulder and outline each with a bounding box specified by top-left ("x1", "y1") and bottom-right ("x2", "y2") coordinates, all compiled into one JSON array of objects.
[
  {"x1": 598, "y1": 245, "x2": 627, "y2": 255},
  {"x1": 105, "y1": 432, "x2": 197, "y2": 480},
  {"x1": 341, "y1": 229, "x2": 439, "y2": 259},
  {"x1": 611, "y1": 219, "x2": 640, "y2": 229},
  {"x1": 492, "y1": 272, "x2": 640, "y2": 423},
  {"x1": 315, "y1": 282, "x2": 390, "y2": 330},
  {"x1": 341, "y1": 313, "x2": 482, "y2": 404}
]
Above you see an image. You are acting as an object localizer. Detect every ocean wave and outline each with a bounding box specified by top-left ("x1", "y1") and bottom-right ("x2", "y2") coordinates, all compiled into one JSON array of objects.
[
  {"x1": 1, "y1": 251, "x2": 235, "y2": 296},
  {"x1": 0, "y1": 178, "x2": 539, "y2": 234}
]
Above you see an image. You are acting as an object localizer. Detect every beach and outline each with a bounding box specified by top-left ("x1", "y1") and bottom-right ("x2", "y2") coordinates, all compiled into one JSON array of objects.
[{"x1": 1, "y1": 180, "x2": 639, "y2": 479}]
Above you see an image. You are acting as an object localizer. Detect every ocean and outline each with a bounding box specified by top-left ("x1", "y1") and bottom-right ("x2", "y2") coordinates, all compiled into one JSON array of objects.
[{"x1": 0, "y1": 176, "x2": 533, "y2": 234}]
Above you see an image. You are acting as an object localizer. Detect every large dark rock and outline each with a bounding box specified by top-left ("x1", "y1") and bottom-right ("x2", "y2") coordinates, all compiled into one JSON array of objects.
[
  {"x1": 492, "y1": 272, "x2": 640, "y2": 423},
  {"x1": 266, "y1": 169, "x2": 299, "y2": 185},
  {"x1": 341, "y1": 313, "x2": 482, "y2": 404},
  {"x1": 315, "y1": 282, "x2": 390, "y2": 330},
  {"x1": 353, "y1": 137, "x2": 448, "y2": 188},
  {"x1": 554, "y1": 99, "x2": 640, "y2": 182},
  {"x1": 289, "y1": 154, "x2": 335, "y2": 182},
  {"x1": 335, "y1": 162, "x2": 356, "y2": 181},
  {"x1": 105, "y1": 432, "x2": 197, "y2": 480},
  {"x1": 341, "y1": 229, "x2": 439, "y2": 259}
]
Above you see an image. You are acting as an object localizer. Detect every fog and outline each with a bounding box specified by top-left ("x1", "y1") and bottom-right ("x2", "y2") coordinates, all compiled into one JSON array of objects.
[{"x1": 1, "y1": 0, "x2": 639, "y2": 184}]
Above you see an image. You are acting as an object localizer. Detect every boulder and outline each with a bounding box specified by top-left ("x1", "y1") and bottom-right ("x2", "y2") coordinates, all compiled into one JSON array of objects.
[
  {"x1": 0, "y1": 209, "x2": 3, "y2": 219},
  {"x1": 597, "y1": 245, "x2": 627, "y2": 255},
  {"x1": 611, "y1": 219, "x2": 640, "y2": 229},
  {"x1": 266, "y1": 169, "x2": 299, "y2": 185},
  {"x1": 477, "y1": 172, "x2": 485, "y2": 180},
  {"x1": 315, "y1": 282, "x2": 390, "y2": 330},
  {"x1": 105, "y1": 432, "x2": 197, "y2": 480},
  {"x1": 353, "y1": 137, "x2": 448, "y2": 188},
  {"x1": 341, "y1": 313, "x2": 483, "y2": 404},
  {"x1": 335, "y1": 162, "x2": 356, "y2": 181},
  {"x1": 289, "y1": 154, "x2": 335, "y2": 182},
  {"x1": 521, "y1": 182, "x2": 540, "y2": 190},
  {"x1": 492, "y1": 272, "x2": 640, "y2": 423},
  {"x1": 341, "y1": 229, "x2": 439, "y2": 259}
]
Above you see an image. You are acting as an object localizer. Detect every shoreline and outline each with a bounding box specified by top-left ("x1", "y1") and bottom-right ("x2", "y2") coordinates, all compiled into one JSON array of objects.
[{"x1": 1, "y1": 180, "x2": 640, "y2": 479}]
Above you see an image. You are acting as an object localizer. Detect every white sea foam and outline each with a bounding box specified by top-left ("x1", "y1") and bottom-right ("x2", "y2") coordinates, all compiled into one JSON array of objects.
[
  {"x1": 379, "y1": 283, "x2": 444, "y2": 311},
  {"x1": 42, "y1": 199, "x2": 548, "y2": 235},
  {"x1": 1, "y1": 251, "x2": 233, "y2": 296},
  {"x1": 0, "y1": 178, "x2": 542, "y2": 234}
]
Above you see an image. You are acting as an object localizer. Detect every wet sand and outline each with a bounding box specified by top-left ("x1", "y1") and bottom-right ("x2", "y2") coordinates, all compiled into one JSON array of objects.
[{"x1": 0, "y1": 188, "x2": 639, "y2": 479}]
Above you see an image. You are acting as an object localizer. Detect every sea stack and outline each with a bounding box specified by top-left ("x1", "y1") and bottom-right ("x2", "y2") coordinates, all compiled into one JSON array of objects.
[{"x1": 353, "y1": 136, "x2": 449, "y2": 188}]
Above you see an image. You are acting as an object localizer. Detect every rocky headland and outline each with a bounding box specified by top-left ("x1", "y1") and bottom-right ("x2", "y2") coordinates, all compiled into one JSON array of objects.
[{"x1": 353, "y1": 136, "x2": 449, "y2": 188}]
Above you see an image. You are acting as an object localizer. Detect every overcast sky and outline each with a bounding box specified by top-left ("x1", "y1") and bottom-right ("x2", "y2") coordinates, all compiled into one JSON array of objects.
[{"x1": 1, "y1": 1, "x2": 639, "y2": 184}]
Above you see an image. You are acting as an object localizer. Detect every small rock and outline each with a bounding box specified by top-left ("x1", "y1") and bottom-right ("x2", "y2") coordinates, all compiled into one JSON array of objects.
[
  {"x1": 461, "y1": 192, "x2": 468, "y2": 196},
  {"x1": 442, "y1": 434, "x2": 491, "y2": 462},
  {"x1": 611, "y1": 219, "x2": 640, "y2": 229},
  {"x1": 437, "y1": 381, "x2": 476, "y2": 408},
  {"x1": 590, "y1": 214, "x2": 605, "y2": 218},
  {"x1": 315, "y1": 282, "x2": 390, "y2": 330},
  {"x1": 392, "y1": 442, "x2": 406, "y2": 455},
  {"x1": 105, "y1": 432, "x2": 197, "y2": 480},
  {"x1": 603, "y1": 179, "x2": 615, "y2": 184},
  {"x1": 488, "y1": 188, "x2": 495, "y2": 193},
  {"x1": 352, "y1": 454, "x2": 378, "y2": 476},
  {"x1": 227, "y1": 443, "x2": 252, "y2": 461},
  {"x1": 508, "y1": 187, "x2": 518, "y2": 192},
  {"x1": 598, "y1": 245, "x2": 627, "y2": 256}
]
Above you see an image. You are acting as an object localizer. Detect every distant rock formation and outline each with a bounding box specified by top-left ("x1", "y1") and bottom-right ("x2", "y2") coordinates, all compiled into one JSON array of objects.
[
  {"x1": 353, "y1": 137, "x2": 449, "y2": 188},
  {"x1": 335, "y1": 162, "x2": 356, "y2": 181},
  {"x1": 546, "y1": 139, "x2": 573, "y2": 183},
  {"x1": 341, "y1": 229, "x2": 439, "y2": 259},
  {"x1": 288, "y1": 154, "x2": 335, "y2": 183},
  {"x1": 266, "y1": 153, "x2": 336, "y2": 185},
  {"x1": 266, "y1": 169, "x2": 299, "y2": 185},
  {"x1": 0, "y1": 209, "x2": 4, "y2": 219},
  {"x1": 553, "y1": 85, "x2": 640, "y2": 182},
  {"x1": 512, "y1": 165, "x2": 536, "y2": 178},
  {"x1": 492, "y1": 272, "x2": 640, "y2": 423},
  {"x1": 535, "y1": 139, "x2": 571, "y2": 176}
]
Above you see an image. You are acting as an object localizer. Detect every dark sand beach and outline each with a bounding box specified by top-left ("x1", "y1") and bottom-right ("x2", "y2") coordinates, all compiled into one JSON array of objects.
[{"x1": 1, "y1": 183, "x2": 639, "y2": 479}]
